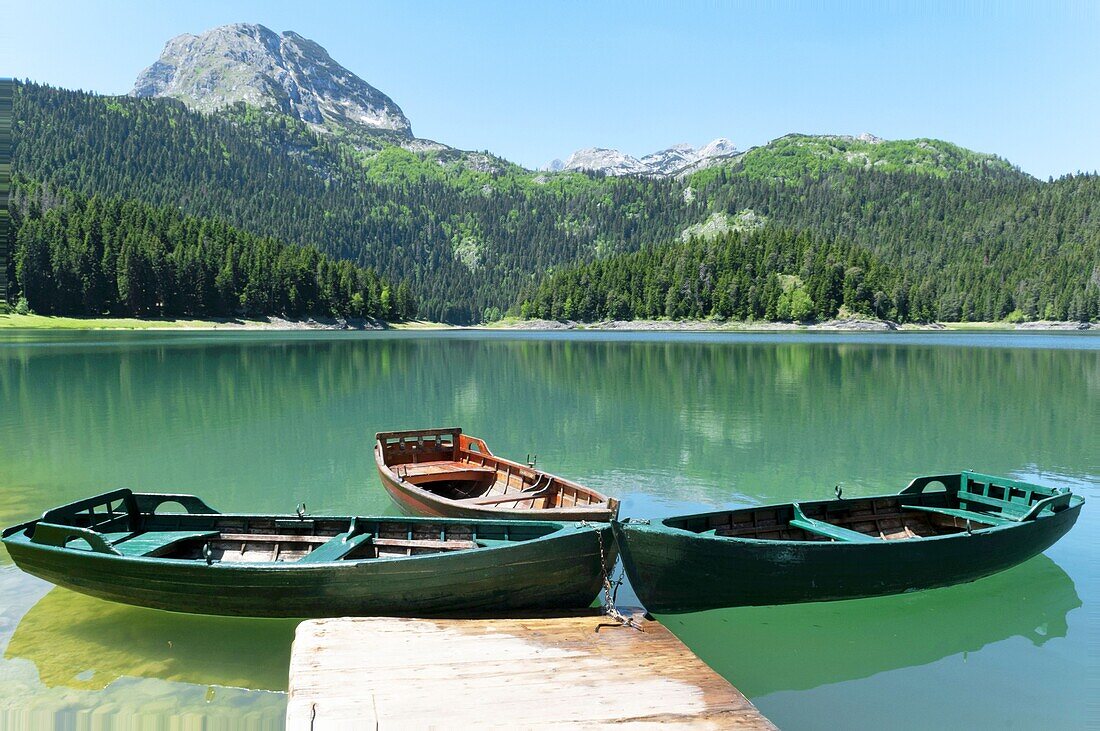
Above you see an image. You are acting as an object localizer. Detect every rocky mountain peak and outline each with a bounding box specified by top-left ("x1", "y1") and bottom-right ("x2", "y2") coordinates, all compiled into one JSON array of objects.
[
  {"x1": 698, "y1": 137, "x2": 737, "y2": 157},
  {"x1": 131, "y1": 23, "x2": 412, "y2": 137},
  {"x1": 553, "y1": 138, "x2": 738, "y2": 177},
  {"x1": 561, "y1": 147, "x2": 650, "y2": 176}
]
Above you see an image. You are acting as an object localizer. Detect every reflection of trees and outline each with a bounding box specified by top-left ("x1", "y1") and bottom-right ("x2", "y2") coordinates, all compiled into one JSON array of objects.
[
  {"x1": 1, "y1": 334, "x2": 1096, "y2": 524},
  {"x1": 0, "y1": 484, "x2": 50, "y2": 554},
  {"x1": 659, "y1": 554, "x2": 1081, "y2": 697},
  {"x1": 0, "y1": 334, "x2": 399, "y2": 524},
  {"x1": 467, "y1": 337, "x2": 1100, "y2": 502}
]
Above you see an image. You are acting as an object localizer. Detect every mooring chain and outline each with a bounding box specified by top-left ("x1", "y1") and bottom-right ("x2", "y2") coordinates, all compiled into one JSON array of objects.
[{"x1": 585, "y1": 521, "x2": 643, "y2": 631}]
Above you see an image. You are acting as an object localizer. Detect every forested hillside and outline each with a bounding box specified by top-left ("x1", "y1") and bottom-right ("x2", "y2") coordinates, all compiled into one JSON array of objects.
[
  {"x1": 518, "y1": 183, "x2": 1100, "y2": 323},
  {"x1": 12, "y1": 82, "x2": 692, "y2": 322},
  {"x1": 10, "y1": 180, "x2": 413, "y2": 320},
  {"x1": 673, "y1": 171, "x2": 1100, "y2": 322},
  {"x1": 517, "y1": 227, "x2": 900, "y2": 322},
  {"x1": 517, "y1": 223, "x2": 1100, "y2": 324},
  {"x1": 10, "y1": 81, "x2": 1100, "y2": 323}
]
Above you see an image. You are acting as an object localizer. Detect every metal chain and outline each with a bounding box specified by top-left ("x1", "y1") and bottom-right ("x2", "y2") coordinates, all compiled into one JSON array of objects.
[{"x1": 586, "y1": 522, "x2": 643, "y2": 631}]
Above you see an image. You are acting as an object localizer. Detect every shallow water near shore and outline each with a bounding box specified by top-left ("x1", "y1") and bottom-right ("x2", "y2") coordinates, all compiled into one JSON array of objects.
[{"x1": 0, "y1": 330, "x2": 1096, "y2": 729}]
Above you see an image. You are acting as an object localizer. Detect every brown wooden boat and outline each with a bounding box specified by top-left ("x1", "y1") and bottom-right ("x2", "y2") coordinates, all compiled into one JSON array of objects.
[{"x1": 374, "y1": 428, "x2": 619, "y2": 522}]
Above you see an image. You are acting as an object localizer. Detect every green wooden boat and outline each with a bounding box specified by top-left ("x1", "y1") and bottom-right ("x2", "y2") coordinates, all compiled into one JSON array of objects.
[
  {"x1": 1, "y1": 489, "x2": 615, "y2": 618},
  {"x1": 614, "y1": 472, "x2": 1084, "y2": 613}
]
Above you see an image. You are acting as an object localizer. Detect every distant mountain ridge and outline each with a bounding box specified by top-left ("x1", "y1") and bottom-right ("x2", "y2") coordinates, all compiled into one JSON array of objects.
[
  {"x1": 550, "y1": 138, "x2": 738, "y2": 177},
  {"x1": 127, "y1": 24, "x2": 1020, "y2": 183},
  {"x1": 132, "y1": 23, "x2": 413, "y2": 139}
]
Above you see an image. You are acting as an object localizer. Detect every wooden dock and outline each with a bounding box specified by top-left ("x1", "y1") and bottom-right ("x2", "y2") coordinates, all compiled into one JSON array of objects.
[{"x1": 286, "y1": 612, "x2": 776, "y2": 729}]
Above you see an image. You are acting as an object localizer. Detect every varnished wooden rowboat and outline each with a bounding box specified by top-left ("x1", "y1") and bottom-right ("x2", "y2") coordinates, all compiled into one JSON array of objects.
[
  {"x1": 374, "y1": 428, "x2": 619, "y2": 521},
  {"x1": 615, "y1": 471, "x2": 1083, "y2": 613},
  {"x1": 1, "y1": 489, "x2": 615, "y2": 617}
]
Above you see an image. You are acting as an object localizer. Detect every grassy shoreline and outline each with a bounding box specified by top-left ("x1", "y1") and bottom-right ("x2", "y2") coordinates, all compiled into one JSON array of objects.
[
  {"x1": 0, "y1": 313, "x2": 1094, "y2": 332},
  {"x1": 0, "y1": 314, "x2": 453, "y2": 331}
]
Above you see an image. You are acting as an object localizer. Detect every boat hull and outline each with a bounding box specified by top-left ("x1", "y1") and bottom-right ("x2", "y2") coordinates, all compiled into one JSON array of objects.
[
  {"x1": 3, "y1": 518, "x2": 614, "y2": 618},
  {"x1": 374, "y1": 428, "x2": 618, "y2": 521},
  {"x1": 614, "y1": 499, "x2": 1082, "y2": 613}
]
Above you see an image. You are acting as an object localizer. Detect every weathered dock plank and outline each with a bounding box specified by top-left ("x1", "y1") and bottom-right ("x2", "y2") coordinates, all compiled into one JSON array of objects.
[{"x1": 286, "y1": 613, "x2": 775, "y2": 729}]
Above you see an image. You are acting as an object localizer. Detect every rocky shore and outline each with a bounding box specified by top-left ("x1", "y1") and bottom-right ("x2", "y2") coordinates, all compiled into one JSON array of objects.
[{"x1": 494, "y1": 318, "x2": 1093, "y2": 332}]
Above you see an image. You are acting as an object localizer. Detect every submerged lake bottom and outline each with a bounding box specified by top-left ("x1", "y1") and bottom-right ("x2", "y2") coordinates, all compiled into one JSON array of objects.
[{"x1": 0, "y1": 330, "x2": 1096, "y2": 729}]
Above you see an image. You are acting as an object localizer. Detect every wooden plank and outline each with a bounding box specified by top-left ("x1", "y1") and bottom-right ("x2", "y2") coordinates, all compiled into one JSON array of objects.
[
  {"x1": 399, "y1": 461, "x2": 497, "y2": 478},
  {"x1": 286, "y1": 614, "x2": 776, "y2": 729},
  {"x1": 463, "y1": 489, "x2": 552, "y2": 506},
  {"x1": 371, "y1": 537, "x2": 478, "y2": 551},
  {"x1": 219, "y1": 533, "x2": 331, "y2": 544}
]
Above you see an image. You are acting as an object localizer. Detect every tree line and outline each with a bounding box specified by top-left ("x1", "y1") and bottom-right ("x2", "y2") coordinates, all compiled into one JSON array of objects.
[
  {"x1": 9, "y1": 180, "x2": 415, "y2": 320},
  {"x1": 516, "y1": 225, "x2": 1100, "y2": 323}
]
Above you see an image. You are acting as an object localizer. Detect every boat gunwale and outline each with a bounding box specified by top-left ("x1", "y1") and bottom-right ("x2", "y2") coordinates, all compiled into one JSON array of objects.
[{"x1": 2, "y1": 510, "x2": 597, "y2": 568}]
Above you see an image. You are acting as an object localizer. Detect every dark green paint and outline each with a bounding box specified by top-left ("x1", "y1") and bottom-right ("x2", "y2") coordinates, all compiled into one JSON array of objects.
[
  {"x1": 3, "y1": 489, "x2": 613, "y2": 618},
  {"x1": 615, "y1": 472, "x2": 1083, "y2": 613}
]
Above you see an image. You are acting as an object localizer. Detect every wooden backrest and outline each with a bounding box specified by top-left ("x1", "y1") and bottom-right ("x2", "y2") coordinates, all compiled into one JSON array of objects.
[
  {"x1": 958, "y1": 472, "x2": 1053, "y2": 518},
  {"x1": 376, "y1": 428, "x2": 462, "y2": 466},
  {"x1": 41, "y1": 489, "x2": 140, "y2": 533}
]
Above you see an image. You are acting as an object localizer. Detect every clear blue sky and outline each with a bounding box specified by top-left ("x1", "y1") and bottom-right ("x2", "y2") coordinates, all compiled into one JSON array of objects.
[{"x1": 3, "y1": 1, "x2": 1098, "y2": 177}]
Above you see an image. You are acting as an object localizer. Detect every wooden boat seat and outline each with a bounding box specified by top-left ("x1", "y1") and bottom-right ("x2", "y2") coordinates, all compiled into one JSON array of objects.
[
  {"x1": 108, "y1": 530, "x2": 221, "y2": 557},
  {"x1": 299, "y1": 532, "x2": 375, "y2": 563},
  {"x1": 396, "y1": 461, "x2": 497, "y2": 483},
  {"x1": 789, "y1": 505, "x2": 877, "y2": 543}
]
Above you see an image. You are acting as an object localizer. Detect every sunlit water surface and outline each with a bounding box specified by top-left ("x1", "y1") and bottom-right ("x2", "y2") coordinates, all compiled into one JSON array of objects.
[{"x1": 0, "y1": 330, "x2": 1096, "y2": 729}]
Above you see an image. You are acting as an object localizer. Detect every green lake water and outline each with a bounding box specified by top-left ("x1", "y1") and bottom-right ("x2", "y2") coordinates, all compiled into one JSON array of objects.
[{"x1": 0, "y1": 330, "x2": 1096, "y2": 729}]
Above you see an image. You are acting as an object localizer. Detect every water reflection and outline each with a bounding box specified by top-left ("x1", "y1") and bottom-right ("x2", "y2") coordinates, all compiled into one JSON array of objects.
[
  {"x1": 0, "y1": 331, "x2": 1095, "y2": 730},
  {"x1": 0, "y1": 486, "x2": 45, "y2": 549},
  {"x1": 7, "y1": 589, "x2": 297, "y2": 692},
  {"x1": 659, "y1": 555, "x2": 1081, "y2": 697},
  {"x1": 2, "y1": 333, "x2": 1096, "y2": 516}
]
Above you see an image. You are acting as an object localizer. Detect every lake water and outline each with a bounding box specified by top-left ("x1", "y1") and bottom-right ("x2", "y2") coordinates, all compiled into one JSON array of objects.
[{"x1": 0, "y1": 330, "x2": 1096, "y2": 729}]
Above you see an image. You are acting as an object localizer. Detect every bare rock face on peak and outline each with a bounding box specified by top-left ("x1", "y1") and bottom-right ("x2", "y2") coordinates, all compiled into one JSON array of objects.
[
  {"x1": 560, "y1": 148, "x2": 650, "y2": 176},
  {"x1": 554, "y1": 138, "x2": 738, "y2": 177},
  {"x1": 697, "y1": 137, "x2": 737, "y2": 158},
  {"x1": 131, "y1": 23, "x2": 412, "y2": 138},
  {"x1": 640, "y1": 143, "x2": 699, "y2": 177}
]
